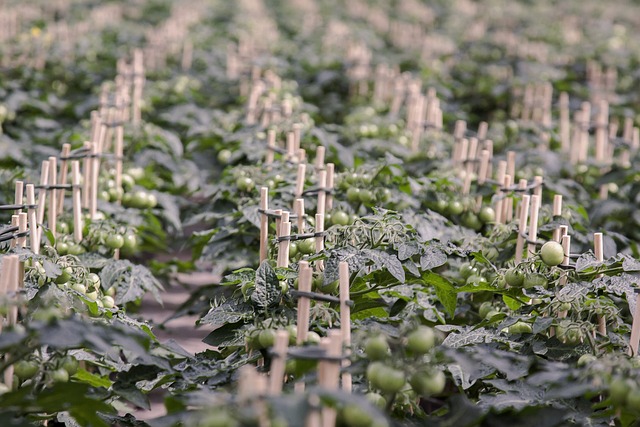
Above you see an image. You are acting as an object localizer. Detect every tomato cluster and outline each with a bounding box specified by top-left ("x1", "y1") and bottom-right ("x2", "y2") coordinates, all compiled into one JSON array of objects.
[{"x1": 430, "y1": 197, "x2": 496, "y2": 231}]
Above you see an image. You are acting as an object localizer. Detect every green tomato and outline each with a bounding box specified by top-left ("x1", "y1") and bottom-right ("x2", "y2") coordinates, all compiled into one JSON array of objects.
[
  {"x1": 298, "y1": 238, "x2": 316, "y2": 255},
  {"x1": 358, "y1": 189, "x2": 375, "y2": 204},
  {"x1": 60, "y1": 356, "x2": 79, "y2": 376},
  {"x1": 56, "y1": 241, "x2": 69, "y2": 255},
  {"x1": 146, "y1": 194, "x2": 157, "y2": 208},
  {"x1": 466, "y1": 274, "x2": 488, "y2": 286},
  {"x1": 462, "y1": 212, "x2": 482, "y2": 230},
  {"x1": 318, "y1": 278, "x2": 339, "y2": 295},
  {"x1": 409, "y1": 369, "x2": 446, "y2": 396},
  {"x1": 626, "y1": 389, "x2": 640, "y2": 413},
  {"x1": 406, "y1": 326, "x2": 436, "y2": 355},
  {"x1": 368, "y1": 363, "x2": 405, "y2": 394},
  {"x1": 121, "y1": 233, "x2": 138, "y2": 252},
  {"x1": 236, "y1": 177, "x2": 254, "y2": 192},
  {"x1": 342, "y1": 404, "x2": 374, "y2": 427},
  {"x1": 331, "y1": 210, "x2": 350, "y2": 226},
  {"x1": 288, "y1": 242, "x2": 298, "y2": 259},
  {"x1": 67, "y1": 243, "x2": 85, "y2": 255},
  {"x1": 306, "y1": 331, "x2": 321, "y2": 344},
  {"x1": 508, "y1": 321, "x2": 533, "y2": 334},
  {"x1": 71, "y1": 282, "x2": 86, "y2": 294},
  {"x1": 57, "y1": 222, "x2": 70, "y2": 235},
  {"x1": 478, "y1": 302, "x2": 495, "y2": 319},
  {"x1": 14, "y1": 360, "x2": 39, "y2": 380},
  {"x1": 85, "y1": 288, "x2": 99, "y2": 301},
  {"x1": 504, "y1": 268, "x2": 524, "y2": 287},
  {"x1": 258, "y1": 329, "x2": 276, "y2": 348},
  {"x1": 577, "y1": 354, "x2": 597, "y2": 366},
  {"x1": 540, "y1": 241, "x2": 564, "y2": 266},
  {"x1": 131, "y1": 191, "x2": 150, "y2": 209},
  {"x1": 447, "y1": 200, "x2": 464, "y2": 216},
  {"x1": 50, "y1": 368, "x2": 69, "y2": 383},
  {"x1": 459, "y1": 263, "x2": 478, "y2": 280},
  {"x1": 217, "y1": 149, "x2": 233, "y2": 164},
  {"x1": 121, "y1": 174, "x2": 135, "y2": 190},
  {"x1": 434, "y1": 199, "x2": 448, "y2": 213},
  {"x1": 364, "y1": 335, "x2": 390, "y2": 361},
  {"x1": 346, "y1": 187, "x2": 361, "y2": 203},
  {"x1": 106, "y1": 234, "x2": 124, "y2": 249},
  {"x1": 102, "y1": 296, "x2": 116, "y2": 309},
  {"x1": 609, "y1": 378, "x2": 631, "y2": 407},
  {"x1": 478, "y1": 206, "x2": 496, "y2": 223},
  {"x1": 485, "y1": 309, "x2": 501, "y2": 320},
  {"x1": 86, "y1": 273, "x2": 100, "y2": 287},
  {"x1": 365, "y1": 392, "x2": 386, "y2": 409}
]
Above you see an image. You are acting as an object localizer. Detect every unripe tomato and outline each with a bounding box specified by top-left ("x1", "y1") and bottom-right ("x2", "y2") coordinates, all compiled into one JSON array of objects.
[
  {"x1": 56, "y1": 241, "x2": 69, "y2": 255},
  {"x1": 358, "y1": 189, "x2": 375, "y2": 204},
  {"x1": 459, "y1": 263, "x2": 477, "y2": 280},
  {"x1": 217, "y1": 149, "x2": 232, "y2": 164},
  {"x1": 71, "y1": 282, "x2": 86, "y2": 294},
  {"x1": 409, "y1": 369, "x2": 446, "y2": 396},
  {"x1": 342, "y1": 404, "x2": 374, "y2": 427},
  {"x1": 346, "y1": 187, "x2": 361, "y2": 203},
  {"x1": 508, "y1": 321, "x2": 533, "y2": 334},
  {"x1": 258, "y1": 329, "x2": 276, "y2": 348},
  {"x1": 50, "y1": 368, "x2": 69, "y2": 383},
  {"x1": 504, "y1": 268, "x2": 524, "y2": 287},
  {"x1": 121, "y1": 233, "x2": 138, "y2": 252},
  {"x1": 236, "y1": 177, "x2": 254, "y2": 192},
  {"x1": 60, "y1": 356, "x2": 79, "y2": 376},
  {"x1": 366, "y1": 392, "x2": 386, "y2": 409},
  {"x1": 55, "y1": 266, "x2": 73, "y2": 285},
  {"x1": 540, "y1": 241, "x2": 564, "y2": 266},
  {"x1": 478, "y1": 206, "x2": 496, "y2": 223},
  {"x1": 288, "y1": 242, "x2": 298, "y2": 259},
  {"x1": 331, "y1": 210, "x2": 350, "y2": 226},
  {"x1": 406, "y1": 326, "x2": 436, "y2": 355},
  {"x1": 369, "y1": 364, "x2": 405, "y2": 394},
  {"x1": 447, "y1": 200, "x2": 464, "y2": 216},
  {"x1": 298, "y1": 238, "x2": 316, "y2": 255},
  {"x1": 609, "y1": 378, "x2": 631, "y2": 407},
  {"x1": 364, "y1": 335, "x2": 390, "y2": 361},
  {"x1": 14, "y1": 360, "x2": 39, "y2": 380},
  {"x1": 102, "y1": 296, "x2": 116, "y2": 309},
  {"x1": 106, "y1": 234, "x2": 124, "y2": 249},
  {"x1": 523, "y1": 273, "x2": 548, "y2": 289},
  {"x1": 478, "y1": 302, "x2": 494, "y2": 319}
]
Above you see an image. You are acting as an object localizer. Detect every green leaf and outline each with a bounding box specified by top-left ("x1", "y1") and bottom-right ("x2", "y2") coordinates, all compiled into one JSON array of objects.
[
  {"x1": 100, "y1": 260, "x2": 163, "y2": 305},
  {"x1": 362, "y1": 248, "x2": 405, "y2": 283},
  {"x1": 503, "y1": 294, "x2": 523, "y2": 310},
  {"x1": 251, "y1": 260, "x2": 281, "y2": 309},
  {"x1": 422, "y1": 271, "x2": 457, "y2": 318},
  {"x1": 199, "y1": 298, "x2": 252, "y2": 326},
  {"x1": 73, "y1": 369, "x2": 113, "y2": 388},
  {"x1": 420, "y1": 245, "x2": 447, "y2": 270}
]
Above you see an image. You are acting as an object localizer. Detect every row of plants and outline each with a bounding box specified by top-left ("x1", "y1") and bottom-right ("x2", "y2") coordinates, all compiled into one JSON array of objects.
[{"x1": 1, "y1": 0, "x2": 640, "y2": 426}]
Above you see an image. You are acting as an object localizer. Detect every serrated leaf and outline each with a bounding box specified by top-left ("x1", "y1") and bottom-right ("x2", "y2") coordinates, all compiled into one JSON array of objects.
[
  {"x1": 199, "y1": 298, "x2": 252, "y2": 326},
  {"x1": 361, "y1": 248, "x2": 405, "y2": 283},
  {"x1": 420, "y1": 245, "x2": 447, "y2": 270},
  {"x1": 100, "y1": 260, "x2": 163, "y2": 305},
  {"x1": 396, "y1": 242, "x2": 420, "y2": 261},
  {"x1": 251, "y1": 261, "x2": 281, "y2": 309},
  {"x1": 422, "y1": 271, "x2": 457, "y2": 318},
  {"x1": 73, "y1": 369, "x2": 113, "y2": 388},
  {"x1": 594, "y1": 274, "x2": 639, "y2": 318}
]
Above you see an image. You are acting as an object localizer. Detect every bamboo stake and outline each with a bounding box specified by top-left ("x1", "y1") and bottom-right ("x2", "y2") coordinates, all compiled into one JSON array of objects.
[
  {"x1": 502, "y1": 174, "x2": 513, "y2": 222},
  {"x1": 325, "y1": 164, "x2": 335, "y2": 211},
  {"x1": 594, "y1": 233, "x2": 606, "y2": 335},
  {"x1": 339, "y1": 261, "x2": 352, "y2": 392},
  {"x1": 494, "y1": 161, "x2": 507, "y2": 224},
  {"x1": 259, "y1": 188, "x2": 269, "y2": 262},
  {"x1": 89, "y1": 141, "x2": 100, "y2": 219},
  {"x1": 294, "y1": 198, "x2": 305, "y2": 232},
  {"x1": 268, "y1": 330, "x2": 289, "y2": 395},
  {"x1": 552, "y1": 195, "x2": 563, "y2": 242},
  {"x1": 320, "y1": 331, "x2": 342, "y2": 427},
  {"x1": 36, "y1": 161, "x2": 50, "y2": 244},
  {"x1": 1, "y1": 255, "x2": 19, "y2": 388},
  {"x1": 557, "y1": 233, "x2": 571, "y2": 319},
  {"x1": 526, "y1": 195, "x2": 541, "y2": 259},
  {"x1": 295, "y1": 261, "x2": 313, "y2": 392},
  {"x1": 48, "y1": 157, "x2": 58, "y2": 236},
  {"x1": 82, "y1": 141, "x2": 92, "y2": 209},
  {"x1": 57, "y1": 143, "x2": 71, "y2": 214},
  {"x1": 293, "y1": 123, "x2": 303, "y2": 155},
  {"x1": 315, "y1": 213, "x2": 325, "y2": 271},
  {"x1": 266, "y1": 129, "x2": 276, "y2": 165},
  {"x1": 14, "y1": 181, "x2": 23, "y2": 215},
  {"x1": 317, "y1": 170, "x2": 327, "y2": 217},
  {"x1": 515, "y1": 194, "x2": 531, "y2": 264},
  {"x1": 9, "y1": 216, "x2": 18, "y2": 249},
  {"x1": 26, "y1": 185, "x2": 39, "y2": 254},
  {"x1": 114, "y1": 124, "x2": 124, "y2": 205},
  {"x1": 286, "y1": 132, "x2": 295, "y2": 162},
  {"x1": 277, "y1": 221, "x2": 291, "y2": 268},
  {"x1": 559, "y1": 92, "x2": 570, "y2": 153},
  {"x1": 72, "y1": 161, "x2": 83, "y2": 243},
  {"x1": 506, "y1": 151, "x2": 516, "y2": 182},
  {"x1": 315, "y1": 146, "x2": 326, "y2": 174},
  {"x1": 628, "y1": 291, "x2": 640, "y2": 356},
  {"x1": 295, "y1": 164, "x2": 306, "y2": 199}
]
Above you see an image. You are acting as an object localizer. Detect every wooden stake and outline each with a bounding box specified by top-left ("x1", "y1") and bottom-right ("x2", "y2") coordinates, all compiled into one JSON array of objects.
[
  {"x1": 82, "y1": 141, "x2": 92, "y2": 209},
  {"x1": 325, "y1": 164, "x2": 335, "y2": 211},
  {"x1": 268, "y1": 330, "x2": 289, "y2": 395},
  {"x1": 594, "y1": 233, "x2": 606, "y2": 335},
  {"x1": 266, "y1": 129, "x2": 276, "y2": 164},
  {"x1": 315, "y1": 213, "x2": 325, "y2": 271},
  {"x1": 315, "y1": 146, "x2": 326, "y2": 174},
  {"x1": 559, "y1": 92, "x2": 570, "y2": 153},
  {"x1": 339, "y1": 262, "x2": 352, "y2": 392},
  {"x1": 294, "y1": 198, "x2": 305, "y2": 232},
  {"x1": 71, "y1": 161, "x2": 83, "y2": 243},
  {"x1": 515, "y1": 194, "x2": 530, "y2": 264},
  {"x1": 14, "y1": 181, "x2": 23, "y2": 215},
  {"x1": 295, "y1": 164, "x2": 306, "y2": 198},
  {"x1": 48, "y1": 157, "x2": 58, "y2": 236},
  {"x1": 557, "y1": 234, "x2": 572, "y2": 319},
  {"x1": 494, "y1": 161, "x2": 507, "y2": 224},
  {"x1": 317, "y1": 170, "x2": 327, "y2": 217},
  {"x1": 320, "y1": 331, "x2": 342, "y2": 427},
  {"x1": 57, "y1": 143, "x2": 71, "y2": 214},
  {"x1": 629, "y1": 291, "x2": 640, "y2": 356},
  {"x1": 502, "y1": 174, "x2": 513, "y2": 222},
  {"x1": 259, "y1": 187, "x2": 269, "y2": 262},
  {"x1": 526, "y1": 195, "x2": 541, "y2": 259},
  {"x1": 114, "y1": 125, "x2": 124, "y2": 205},
  {"x1": 552, "y1": 195, "x2": 563, "y2": 242},
  {"x1": 277, "y1": 221, "x2": 291, "y2": 268},
  {"x1": 26, "y1": 185, "x2": 39, "y2": 254},
  {"x1": 36, "y1": 161, "x2": 50, "y2": 244}
]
